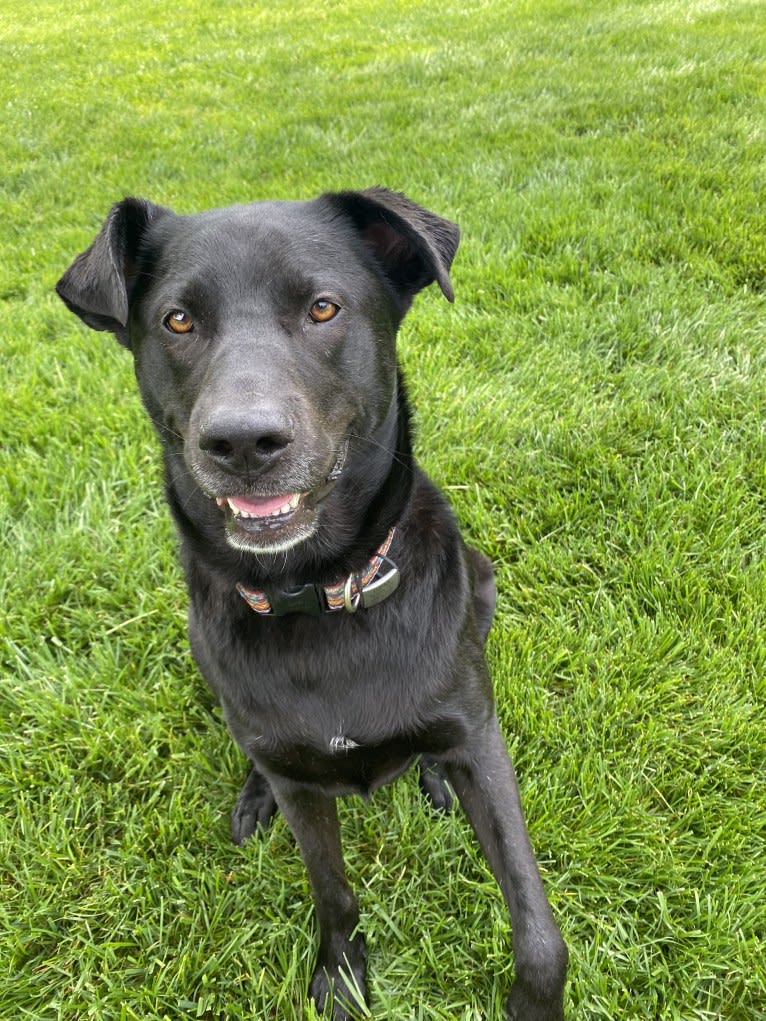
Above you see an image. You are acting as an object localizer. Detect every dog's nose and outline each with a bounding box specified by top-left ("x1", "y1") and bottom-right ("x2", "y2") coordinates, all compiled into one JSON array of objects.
[{"x1": 198, "y1": 408, "x2": 295, "y2": 474}]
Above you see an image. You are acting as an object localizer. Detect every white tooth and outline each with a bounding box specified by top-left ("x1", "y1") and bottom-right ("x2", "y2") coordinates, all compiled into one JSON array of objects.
[
  {"x1": 228, "y1": 499, "x2": 251, "y2": 519},
  {"x1": 226, "y1": 495, "x2": 300, "y2": 520}
]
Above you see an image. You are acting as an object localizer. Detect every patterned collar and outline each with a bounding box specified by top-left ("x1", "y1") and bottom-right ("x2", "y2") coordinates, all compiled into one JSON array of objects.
[{"x1": 236, "y1": 528, "x2": 399, "y2": 617}]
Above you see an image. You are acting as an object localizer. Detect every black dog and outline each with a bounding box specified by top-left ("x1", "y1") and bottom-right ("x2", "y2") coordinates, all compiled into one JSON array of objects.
[{"x1": 57, "y1": 187, "x2": 567, "y2": 1019}]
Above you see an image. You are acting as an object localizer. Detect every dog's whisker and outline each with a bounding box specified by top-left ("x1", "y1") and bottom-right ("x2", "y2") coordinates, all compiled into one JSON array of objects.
[{"x1": 347, "y1": 431, "x2": 412, "y2": 473}]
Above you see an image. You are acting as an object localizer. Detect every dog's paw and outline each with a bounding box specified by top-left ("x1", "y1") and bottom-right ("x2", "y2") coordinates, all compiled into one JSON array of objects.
[
  {"x1": 230, "y1": 766, "x2": 278, "y2": 845},
  {"x1": 310, "y1": 934, "x2": 368, "y2": 1020},
  {"x1": 418, "y1": 756, "x2": 454, "y2": 813}
]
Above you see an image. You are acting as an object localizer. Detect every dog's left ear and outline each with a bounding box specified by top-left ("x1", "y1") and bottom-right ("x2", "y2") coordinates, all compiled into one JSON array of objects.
[{"x1": 326, "y1": 187, "x2": 460, "y2": 303}]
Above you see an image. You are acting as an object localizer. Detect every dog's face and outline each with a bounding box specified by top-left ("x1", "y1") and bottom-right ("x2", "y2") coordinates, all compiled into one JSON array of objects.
[
  {"x1": 128, "y1": 200, "x2": 402, "y2": 556},
  {"x1": 57, "y1": 189, "x2": 459, "y2": 554}
]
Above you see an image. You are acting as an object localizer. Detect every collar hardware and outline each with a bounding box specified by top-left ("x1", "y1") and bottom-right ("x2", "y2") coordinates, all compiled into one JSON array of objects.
[
  {"x1": 266, "y1": 582, "x2": 327, "y2": 616},
  {"x1": 237, "y1": 527, "x2": 399, "y2": 618}
]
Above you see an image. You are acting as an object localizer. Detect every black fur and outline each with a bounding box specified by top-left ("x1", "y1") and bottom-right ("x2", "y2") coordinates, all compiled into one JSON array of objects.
[{"x1": 57, "y1": 187, "x2": 567, "y2": 1019}]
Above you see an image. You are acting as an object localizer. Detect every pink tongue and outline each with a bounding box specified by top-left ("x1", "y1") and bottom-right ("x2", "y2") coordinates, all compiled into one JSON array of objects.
[{"x1": 227, "y1": 494, "x2": 294, "y2": 516}]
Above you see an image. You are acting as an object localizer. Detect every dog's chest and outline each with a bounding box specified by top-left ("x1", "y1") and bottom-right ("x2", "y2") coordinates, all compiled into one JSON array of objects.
[
  {"x1": 230, "y1": 677, "x2": 424, "y2": 793},
  {"x1": 256, "y1": 732, "x2": 417, "y2": 796},
  {"x1": 190, "y1": 580, "x2": 467, "y2": 793},
  {"x1": 195, "y1": 615, "x2": 431, "y2": 791}
]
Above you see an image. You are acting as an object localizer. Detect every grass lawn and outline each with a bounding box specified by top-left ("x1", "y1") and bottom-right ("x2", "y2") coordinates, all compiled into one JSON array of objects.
[{"x1": 2, "y1": 0, "x2": 766, "y2": 1017}]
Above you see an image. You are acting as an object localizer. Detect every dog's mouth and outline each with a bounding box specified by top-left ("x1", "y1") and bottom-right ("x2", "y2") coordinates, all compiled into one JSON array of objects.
[
  {"x1": 218, "y1": 492, "x2": 303, "y2": 521},
  {"x1": 210, "y1": 440, "x2": 349, "y2": 554},
  {"x1": 215, "y1": 491, "x2": 317, "y2": 553}
]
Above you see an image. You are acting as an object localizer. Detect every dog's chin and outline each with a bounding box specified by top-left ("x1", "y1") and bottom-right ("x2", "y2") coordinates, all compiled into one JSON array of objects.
[{"x1": 216, "y1": 491, "x2": 319, "y2": 554}]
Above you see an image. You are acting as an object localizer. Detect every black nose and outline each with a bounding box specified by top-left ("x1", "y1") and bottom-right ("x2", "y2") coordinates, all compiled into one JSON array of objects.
[{"x1": 198, "y1": 407, "x2": 295, "y2": 475}]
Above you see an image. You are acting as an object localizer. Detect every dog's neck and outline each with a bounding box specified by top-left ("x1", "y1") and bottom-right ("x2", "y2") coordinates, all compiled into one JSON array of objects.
[{"x1": 352, "y1": 373, "x2": 414, "y2": 546}]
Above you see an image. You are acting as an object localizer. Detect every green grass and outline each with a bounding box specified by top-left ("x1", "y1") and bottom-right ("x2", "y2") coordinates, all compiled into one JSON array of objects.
[{"x1": 2, "y1": 0, "x2": 766, "y2": 1017}]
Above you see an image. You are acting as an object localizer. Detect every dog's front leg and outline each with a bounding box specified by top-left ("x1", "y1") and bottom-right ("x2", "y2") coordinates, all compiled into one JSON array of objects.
[
  {"x1": 445, "y1": 717, "x2": 568, "y2": 1021},
  {"x1": 268, "y1": 777, "x2": 367, "y2": 1020}
]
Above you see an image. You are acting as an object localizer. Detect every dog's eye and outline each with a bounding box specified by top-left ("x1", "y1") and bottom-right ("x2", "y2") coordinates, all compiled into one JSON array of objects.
[
  {"x1": 309, "y1": 300, "x2": 340, "y2": 323},
  {"x1": 164, "y1": 310, "x2": 194, "y2": 334}
]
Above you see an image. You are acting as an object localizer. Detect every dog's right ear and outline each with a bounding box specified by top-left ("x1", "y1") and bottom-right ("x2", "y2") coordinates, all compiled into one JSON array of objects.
[{"x1": 56, "y1": 198, "x2": 168, "y2": 347}]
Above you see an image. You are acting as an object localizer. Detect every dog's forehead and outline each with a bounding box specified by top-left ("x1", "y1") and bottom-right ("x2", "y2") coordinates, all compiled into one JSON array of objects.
[{"x1": 158, "y1": 199, "x2": 359, "y2": 275}]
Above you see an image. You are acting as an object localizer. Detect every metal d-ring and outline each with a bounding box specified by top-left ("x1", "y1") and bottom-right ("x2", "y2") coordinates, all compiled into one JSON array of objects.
[{"x1": 343, "y1": 572, "x2": 362, "y2": 613}]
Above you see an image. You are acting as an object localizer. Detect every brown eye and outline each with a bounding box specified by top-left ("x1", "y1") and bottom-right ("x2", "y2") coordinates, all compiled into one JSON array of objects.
[
  {"x1": 164, "y1": 310, "x2": 194, "y2": 334},
  {"x1": 309, "y1": 299, "x2": 340, "y2": 323}
]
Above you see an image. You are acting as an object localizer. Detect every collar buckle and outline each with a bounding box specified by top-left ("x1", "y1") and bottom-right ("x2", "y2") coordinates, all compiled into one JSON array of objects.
[{"x1": 267, "y1": 583, "x2": 327, "y2": 617}]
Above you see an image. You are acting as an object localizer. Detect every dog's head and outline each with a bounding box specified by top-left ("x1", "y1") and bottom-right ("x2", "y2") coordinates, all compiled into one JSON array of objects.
[{"x1": 56, "y1": 188, "x2": 459, "y2": 555}]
